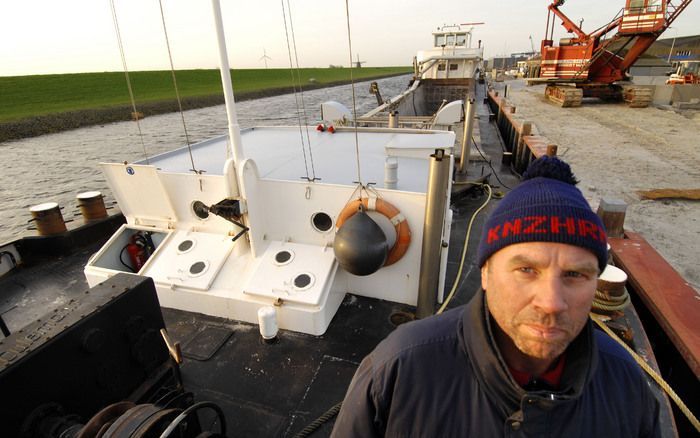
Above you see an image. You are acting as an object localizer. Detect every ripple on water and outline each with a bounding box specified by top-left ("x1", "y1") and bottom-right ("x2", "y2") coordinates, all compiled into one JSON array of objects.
[{"x1": 0, "y1": 75, "x2": 411, "y2": 243}]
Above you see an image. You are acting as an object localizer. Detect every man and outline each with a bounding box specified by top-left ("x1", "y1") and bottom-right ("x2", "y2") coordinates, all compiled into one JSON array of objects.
[{"x1": 332, "y1": 157, "x2": 660, "y2": 437}]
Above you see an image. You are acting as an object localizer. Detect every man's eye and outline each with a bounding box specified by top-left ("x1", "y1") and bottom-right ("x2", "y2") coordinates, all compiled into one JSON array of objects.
[
  {"x1": 518, "y1": 267, "x2": 534, "y2": 274},
  {"x1": 564, "y1": 271, "x2": 584, "y2": 278}
]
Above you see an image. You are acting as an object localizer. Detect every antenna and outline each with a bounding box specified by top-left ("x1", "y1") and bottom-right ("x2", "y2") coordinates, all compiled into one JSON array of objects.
[{"x1": 260, "y1": 48, "x2": 272, "y2": 69}]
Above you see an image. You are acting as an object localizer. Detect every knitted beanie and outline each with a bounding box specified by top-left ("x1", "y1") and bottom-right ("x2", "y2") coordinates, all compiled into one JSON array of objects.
[{"x1": 476, "y1": 156, "x2": 608, "y2": 272}]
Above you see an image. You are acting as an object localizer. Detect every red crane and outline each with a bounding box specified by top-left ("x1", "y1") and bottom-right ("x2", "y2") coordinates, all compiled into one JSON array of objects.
[{"x1": 535, "y1": 0, "x2": 694, "y2": 107}]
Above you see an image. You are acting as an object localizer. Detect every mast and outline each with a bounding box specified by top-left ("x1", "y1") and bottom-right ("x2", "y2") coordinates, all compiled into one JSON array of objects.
[{"x1": 211, "y1": 0, "x2": 244, "y2": 165}]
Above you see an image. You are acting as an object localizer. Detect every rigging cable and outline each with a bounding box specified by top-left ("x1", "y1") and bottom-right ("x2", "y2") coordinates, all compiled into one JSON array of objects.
[
  {"x1": 285, "y1": 0, "x2": 317, "y2": 180},
  {"x1": 158, "y1": 0, "x2": 198, "y2": 174},
  {"x1": 280, "y1": 0, "x2": 311, "y2": 181},
  {"x1": 109, "y1": 0, "x2": 149, "y2": 165},
  {"x1": 344, "y1": 0, "x2": 363, "y2": 187}
]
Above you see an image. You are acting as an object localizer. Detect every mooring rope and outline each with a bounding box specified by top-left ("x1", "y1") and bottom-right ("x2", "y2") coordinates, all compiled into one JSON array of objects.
[
  {"x1": 344, "y1": 0, "x2": 363, "y2": 187},
  {"x1": 592, "y1": 288, "x2": 631, "y2": 313},
  {"x1": 437, "y1": 183, "x2": 493, "y2": 314},
  {"x1": 158, "y1": 0, "x2": 198, "y2": 174},
  {"x1": 109, "y1": 0, "x2": 149, "y2": 165},
  {"x1": 280, "y1": 0, "x2": 311, "y2": 181},
  {"x1": 285, "y1": 0, "x2": 317, "y2": 181},
  {"x1": 590, "y1": 314, "x2": 700, "y2": 433}
]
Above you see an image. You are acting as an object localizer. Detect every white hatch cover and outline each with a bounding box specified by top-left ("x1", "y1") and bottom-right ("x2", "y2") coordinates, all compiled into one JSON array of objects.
[
  {"x1": 244, "y1": 241, "x2": 337, "y2": 306},
  {"x1": 101, "y1": 163, "x2": 177, "y2": 224},
  {"x1": 143, "y1": 230, "x2": 235, "y2": 291}
]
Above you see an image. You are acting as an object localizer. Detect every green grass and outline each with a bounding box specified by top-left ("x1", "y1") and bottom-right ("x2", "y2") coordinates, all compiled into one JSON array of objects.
[{"x1": 0, "y1": 67, "x2": 410, "y2": 122}]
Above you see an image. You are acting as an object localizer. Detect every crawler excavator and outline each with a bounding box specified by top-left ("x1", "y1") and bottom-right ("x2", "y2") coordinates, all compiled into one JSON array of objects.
[{"x1": 533, "y1": 0, "x2": 694, "y2": 107}]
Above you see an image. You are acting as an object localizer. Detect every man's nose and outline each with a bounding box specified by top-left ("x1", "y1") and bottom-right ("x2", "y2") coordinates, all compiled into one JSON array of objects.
[{"x1": 532, "y1": 275, "x2": 568, "y2": 314}]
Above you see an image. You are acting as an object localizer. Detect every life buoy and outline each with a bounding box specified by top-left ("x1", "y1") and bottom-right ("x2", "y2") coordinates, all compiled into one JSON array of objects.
[{"x1": 336, "y1": 197, "x2": 411, "y2": 266}]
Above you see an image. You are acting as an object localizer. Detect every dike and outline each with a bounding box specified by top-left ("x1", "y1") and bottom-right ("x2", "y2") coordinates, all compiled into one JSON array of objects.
[{"x1": 0, "y1": 73, "x2": 407, "y2": 142}]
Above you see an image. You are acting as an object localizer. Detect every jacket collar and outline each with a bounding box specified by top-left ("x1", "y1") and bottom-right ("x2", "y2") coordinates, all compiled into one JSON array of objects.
[{"x1": 460, "y1": 290, "x2": 598, "y2": 414}]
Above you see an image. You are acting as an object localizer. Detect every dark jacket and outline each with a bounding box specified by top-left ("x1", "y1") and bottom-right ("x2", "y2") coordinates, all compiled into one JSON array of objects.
[{"x1": 332, "y1": 291, "x2": 660, "y2": 437}]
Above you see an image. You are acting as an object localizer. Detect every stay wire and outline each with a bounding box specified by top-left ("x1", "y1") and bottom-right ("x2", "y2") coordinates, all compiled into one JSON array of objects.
[
  {"x1": 280, "y1": 0, "x2": 311, "y2": 181},
  {"x1": 344, "y1": 0, "x2": 363, "y2": 186},
  {"x1": 286, "y1": 0, "x2": 316, "y2": 180},
  {"x1": 110, "y1": 0, "x2": 149, "y2": 165},
  {"x1": 158, "y1": 0, "x2": 197, "y2": 174}
]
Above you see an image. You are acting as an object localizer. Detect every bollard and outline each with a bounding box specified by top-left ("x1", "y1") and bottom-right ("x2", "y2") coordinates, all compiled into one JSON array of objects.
[
  {"x1": 77, "y1": 191, "x2": 108, "y2": 222},
  {"x1": 29, "y1": 202, "x2": 67, "y2": 236}
]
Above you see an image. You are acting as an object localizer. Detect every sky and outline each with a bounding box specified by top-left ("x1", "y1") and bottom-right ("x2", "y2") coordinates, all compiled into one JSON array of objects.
[{"x1": 1, "y1": 0, "x2": 698, "y2": 77}]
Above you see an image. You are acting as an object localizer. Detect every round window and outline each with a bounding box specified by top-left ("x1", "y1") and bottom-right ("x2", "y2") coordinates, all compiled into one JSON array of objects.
[
  {"x1": 192, "y1": 201, "x2": 209, "y2": 219},
  {"x1": 293, "y1": 273, "x2": 314, "y2": 290},
  {"x1": 177, "y1": 239, "x2": 195, "y2": 254},
  {"x1": 274, "y1": 250, "x2": 294, "y2": 266},
  {"x1": 311, "y1": 212, "x2": 333, "y2": 232},
  {"x1": 189, "y1": 261, "x2": 208, "y2": 277}
]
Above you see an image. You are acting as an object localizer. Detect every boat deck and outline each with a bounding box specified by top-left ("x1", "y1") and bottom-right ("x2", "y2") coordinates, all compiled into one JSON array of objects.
[
  {"x1": 139, "y1": 128, "x2": 455, "y2": 193},
  {"x1": 1, "y1": 83, "x2": 679, "y2": 437}
]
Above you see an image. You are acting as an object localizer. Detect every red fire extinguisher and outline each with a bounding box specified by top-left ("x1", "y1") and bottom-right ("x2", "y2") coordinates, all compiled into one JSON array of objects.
[{"x1": 126, "y1": 234, "x2": 148, "y2": 271}]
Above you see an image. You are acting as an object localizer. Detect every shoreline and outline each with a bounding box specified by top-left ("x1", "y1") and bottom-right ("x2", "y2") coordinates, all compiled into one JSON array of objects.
[{"x1": 0, "y1": 72, "x2": 408, "y2": 142}]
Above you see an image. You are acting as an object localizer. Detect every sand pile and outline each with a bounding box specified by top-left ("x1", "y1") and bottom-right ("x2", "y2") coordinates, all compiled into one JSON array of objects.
[{"x1": 498, "y1": 79, "x2": 700, "y2": 293}]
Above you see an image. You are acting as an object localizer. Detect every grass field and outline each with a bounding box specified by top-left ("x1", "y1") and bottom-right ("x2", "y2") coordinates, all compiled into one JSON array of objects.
[{"x1": 0, "y1": 67, "x2": 410, "y2": 123}]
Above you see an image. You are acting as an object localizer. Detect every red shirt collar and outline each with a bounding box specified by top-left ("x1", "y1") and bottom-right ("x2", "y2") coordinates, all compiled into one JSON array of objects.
[{"x1": 508, "y1": 353, "x2": 566, "y2": 389}]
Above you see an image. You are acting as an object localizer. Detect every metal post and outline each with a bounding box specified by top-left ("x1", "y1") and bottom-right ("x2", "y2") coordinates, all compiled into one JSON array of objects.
[
  {"x1": 211, "y1": 0, "x2": 244, "y2": 165},
  {"x1": 388, "y1": 111, "x2": 399, "y2": 128},
  {"x1": 458, "y1": 98, "x2": 475, "y2": 175},
  {"x1": 417, "y1": 149, "x2": 451, "y2": 318},
  {"x1": 596, "y1": 198, "x2": 627, "y2": 238}
]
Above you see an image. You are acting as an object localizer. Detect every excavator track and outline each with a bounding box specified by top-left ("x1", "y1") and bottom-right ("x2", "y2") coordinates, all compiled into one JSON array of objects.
[
  {"x1": 545, "y1": 84, "x2": 583, "y2": 107},
  {"x1": 621, "y1": 85, "x2": 653, "y2": 108}
]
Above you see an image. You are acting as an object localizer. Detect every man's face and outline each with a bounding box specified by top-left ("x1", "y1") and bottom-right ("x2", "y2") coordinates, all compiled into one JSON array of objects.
[{"x1": 481, "y1": 242, "x2": 599, "y2": 366}]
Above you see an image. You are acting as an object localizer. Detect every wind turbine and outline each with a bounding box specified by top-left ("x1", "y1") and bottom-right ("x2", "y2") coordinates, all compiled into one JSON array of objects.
[{"x1": 260, "y1": 48, "x2": 272, "y2": 69}]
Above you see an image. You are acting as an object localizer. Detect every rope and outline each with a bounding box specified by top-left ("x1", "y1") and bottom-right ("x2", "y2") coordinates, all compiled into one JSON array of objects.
[
  {"x1": 292, "y1": 402, "x2": 343, "y2": 438},
  {"x1": 592, "y1": 288, "x2": 630, "y2": 313},
  {"x1": 158, "y1": 401, "x2": 227, "y2": 438},
  {"x1": 473, "y1": 134, "x2": 511, "y2": 189},
  {"x1": 590, "y1": 314, "x2": 700, "y2": 433},
  {"x1": 280, "y1": 0, "x2": 311, "y2": 181},
  {"x1": 285, "y1": 0, "x2": 316, "y2": 181},
  {"x1": 344, "y1": 0, "x2": 363, "y2": 185},
  {"x1": 109, "y1": 0, "x2": 149, "y2": 165},
  {"x1": 437, "y1": 183, "x2": 492, "y2": 314},
  {"x1": 158, "y1": 0, "x2": 198, "y2": 174}
]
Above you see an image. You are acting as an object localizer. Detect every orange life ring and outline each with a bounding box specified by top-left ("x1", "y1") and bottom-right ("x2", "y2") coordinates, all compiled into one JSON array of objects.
[{"x1": 336, "y1": 197, "x2": 411, "y2": 266}]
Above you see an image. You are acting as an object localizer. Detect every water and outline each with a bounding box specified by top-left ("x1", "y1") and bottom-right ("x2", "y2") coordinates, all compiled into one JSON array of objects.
[{"x1": 0, "y1": 75, "x2": 411, "y2": 244}]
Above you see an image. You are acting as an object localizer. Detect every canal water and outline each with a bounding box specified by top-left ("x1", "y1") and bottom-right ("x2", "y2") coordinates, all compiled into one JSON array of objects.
[{"x1": 0, "y1": 75, "x2": 411, "y2": 243}]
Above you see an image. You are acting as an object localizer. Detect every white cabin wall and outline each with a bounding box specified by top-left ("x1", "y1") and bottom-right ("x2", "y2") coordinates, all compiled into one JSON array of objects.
[
  {"x1": 241, "y1": 168, "x2": 428, "y2": 305},
  {"x1": 157, "y1": 173, "x2": 237, "y2": 234}
]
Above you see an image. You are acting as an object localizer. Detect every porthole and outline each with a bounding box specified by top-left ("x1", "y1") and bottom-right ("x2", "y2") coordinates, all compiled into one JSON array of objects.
[
  {"x1": 274, "y1": 250, "x2": 294, "y2": 266},
  {"x1": 189, "y1": 261, "x2": 209, "y2": 277},
  {"x1": 292, "y1": 272, "x2": 315, "y2": 291},
  {"x1": 311, "y1": 212, "x2": 333, "y2": 232},
  {"x1": 177, "y1": 239, "x2": 195, "y2": 254},
  {"x1": 192, "y1": 201, "x2": 209, "y2": 220}
]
